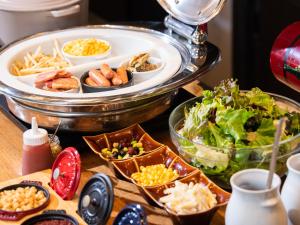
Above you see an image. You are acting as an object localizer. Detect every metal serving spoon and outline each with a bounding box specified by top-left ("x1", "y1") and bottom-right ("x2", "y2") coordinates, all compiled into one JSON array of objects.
[{"x1": 266, "y1": 117, "x2": 287, "y2": 189}]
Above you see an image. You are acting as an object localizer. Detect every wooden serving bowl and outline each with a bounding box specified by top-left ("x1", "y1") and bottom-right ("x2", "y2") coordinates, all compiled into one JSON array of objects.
[
  {"x1": 143, "y1": 171, "x2": 231, "y2": 225},
  {"x1": 83, "y1": 124, "x2": 162, "y2": 162},
  {"x1": 111, "y1": 146, "x2": 197, "y2": 187}
]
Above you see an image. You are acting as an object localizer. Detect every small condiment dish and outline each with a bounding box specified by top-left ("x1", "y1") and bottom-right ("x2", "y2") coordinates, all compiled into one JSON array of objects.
[
  {"x1": 112, "y1": 146, "x2": 197, "y2": 187},
  {"x1": 80, "y1": 68, "x2": 133, "y2": 93},
  {"x1": 62, "y1": 39, "x2": 111, "y2": 64},
  {"x1": 121, "y1": 56, "x2": 165, "y2": 83},
  {"x1": 83, "y1": 124, "x2": 162, "y2": 161},
  {"x1": 143, "y1": 171, "x2": 231, "y2": 225}
]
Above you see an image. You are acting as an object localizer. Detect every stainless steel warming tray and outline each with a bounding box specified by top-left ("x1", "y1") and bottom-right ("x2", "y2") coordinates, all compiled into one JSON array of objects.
[{"x1": 0, "y1": 25, "x2": 220, "y2": 132}]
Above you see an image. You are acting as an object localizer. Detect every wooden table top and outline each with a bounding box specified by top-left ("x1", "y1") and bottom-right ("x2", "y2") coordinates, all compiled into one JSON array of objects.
[
  {"x1": 0, "y1": 108, "x2": 24, "y2": 181},
  {"x1": 0, "y1": 83, "x2": 226, "y2": 225},
  {"x1": 0, "y1": 166, "x2": 175, "y2": 225},
  {"x1": 0, "y1": 166, "x2": 225, "y2": 225}
]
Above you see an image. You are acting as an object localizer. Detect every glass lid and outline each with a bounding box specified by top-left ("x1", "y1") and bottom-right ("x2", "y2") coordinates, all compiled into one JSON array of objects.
[{"x1": 157, "y1": 0, "x2": 227, "y2": 25}]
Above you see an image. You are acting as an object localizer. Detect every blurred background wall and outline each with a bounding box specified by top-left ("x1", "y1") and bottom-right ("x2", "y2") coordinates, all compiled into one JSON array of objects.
[{"x1": 233, "y1": 0, "x2": 300, "y2": 101}]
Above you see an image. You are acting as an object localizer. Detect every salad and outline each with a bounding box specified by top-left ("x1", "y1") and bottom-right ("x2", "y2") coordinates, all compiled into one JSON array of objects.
[{"x1": 177, "y1": 79, "x2": 300, "y2": 183}]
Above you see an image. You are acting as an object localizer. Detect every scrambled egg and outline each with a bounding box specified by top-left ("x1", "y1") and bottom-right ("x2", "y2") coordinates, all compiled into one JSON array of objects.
[{"x1": 63, "y1": 38, "x2": 110, "y2": 56}]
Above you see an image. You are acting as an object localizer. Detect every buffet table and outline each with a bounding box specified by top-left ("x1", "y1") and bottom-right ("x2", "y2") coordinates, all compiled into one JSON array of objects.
[
  {"x1": 0, "y1": 0, "x2": 299, "y2": 221},
  {"x1": 0, "y1": 86, "x2": 226, "y2": 225}
]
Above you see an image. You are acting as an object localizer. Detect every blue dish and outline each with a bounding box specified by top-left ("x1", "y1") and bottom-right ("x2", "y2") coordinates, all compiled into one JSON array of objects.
[{"x1": 113, "y1": 204, "x2": 148, "y2": 225}]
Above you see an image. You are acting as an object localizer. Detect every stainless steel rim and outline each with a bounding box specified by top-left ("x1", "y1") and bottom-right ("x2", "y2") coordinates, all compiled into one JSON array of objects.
[
  {"x1": 8, "y1": 91, "x2": 177, "y2": 118},
  {"x1": 7, "y1": 91, "x2": 177, "y2": 132}
]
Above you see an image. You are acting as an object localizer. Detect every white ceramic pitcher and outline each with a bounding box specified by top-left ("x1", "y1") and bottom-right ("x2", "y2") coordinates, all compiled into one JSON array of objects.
[
  {"x1": 281, "y1": 153, "x2": 300, "y2": 225},
  {"x1": 225, "y1": 169, "x2": 288, "y2": 225}
]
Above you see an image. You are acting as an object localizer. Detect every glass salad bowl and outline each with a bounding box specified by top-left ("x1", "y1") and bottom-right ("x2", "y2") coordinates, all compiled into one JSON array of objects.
[{"x1": 169, "y1": 92, "x2": 300, "y2": 189}]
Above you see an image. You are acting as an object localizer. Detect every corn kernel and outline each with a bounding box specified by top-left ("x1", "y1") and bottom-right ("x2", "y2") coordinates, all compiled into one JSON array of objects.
[
  {"x1": 63, "y1": 38, "x2": 110, "y2": 56},
  {"x1": 131, "y1": 164, "x2": 179, "y2": 186}
]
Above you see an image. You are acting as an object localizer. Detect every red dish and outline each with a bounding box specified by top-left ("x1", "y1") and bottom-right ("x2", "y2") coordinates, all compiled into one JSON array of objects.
[{"x1": 0, "y1": 181, "x2": 50, "y2": 221}]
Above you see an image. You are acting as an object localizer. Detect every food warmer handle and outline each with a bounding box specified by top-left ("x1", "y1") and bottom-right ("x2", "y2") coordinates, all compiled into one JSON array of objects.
[{"x1": 50, "y1": 5, "x2": 80, "y2": 18}]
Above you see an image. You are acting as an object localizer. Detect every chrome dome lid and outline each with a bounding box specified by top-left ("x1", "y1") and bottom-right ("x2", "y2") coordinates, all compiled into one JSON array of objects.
[{"x1": 157, "y1": 0, "x2": 226, "y2": 25}]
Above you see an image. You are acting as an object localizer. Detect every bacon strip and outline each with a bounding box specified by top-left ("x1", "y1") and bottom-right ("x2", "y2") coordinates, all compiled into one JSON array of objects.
[
  {"x1": 56, "y1": 70, "x2": 72, "y2": 78},
  {"x1": 34, "y1": 70, "x2": 58, "y2": 84},
  {"x1": 51, "y1": 78, "x2": 79, "y2": 90}
]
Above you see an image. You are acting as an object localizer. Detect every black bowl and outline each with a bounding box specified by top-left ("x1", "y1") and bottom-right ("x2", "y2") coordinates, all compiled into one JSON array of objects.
[
  {"x1": 21, "y1": 210, "x2": 78, "y2": 225},
  {"x1": 80, "y1": 68, "x2": 133, "y2": 93}
]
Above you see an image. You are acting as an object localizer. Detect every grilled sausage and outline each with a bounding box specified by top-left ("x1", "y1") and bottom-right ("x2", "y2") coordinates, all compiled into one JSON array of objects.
[
  {"x1": 89, "y1": 69, "x2": 111, "y2": 87},
  {"x1": 117, "y1": 66, "x2": 128, "y2": 84},
  {"x1": 85, "y1": 77, "x2": 98, "y2": 87},
  {"x1": 100, "y1": 64, "x2": 115, "y2": 79},
  {"x1": 111, "y1": 71, "x2": 123, "y2": 86}
]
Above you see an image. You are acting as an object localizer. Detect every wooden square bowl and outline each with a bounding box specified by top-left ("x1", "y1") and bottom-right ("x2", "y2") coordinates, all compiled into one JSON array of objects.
[
  {"x1": 83, "y1": 124, "x2": 162, "y2": 161},
  {"x1": 142, "y1": 171, "x2": 231, "y2": 225},
  {"x1": 112, "y1": 146, "x2": 197, "y2": 187}
]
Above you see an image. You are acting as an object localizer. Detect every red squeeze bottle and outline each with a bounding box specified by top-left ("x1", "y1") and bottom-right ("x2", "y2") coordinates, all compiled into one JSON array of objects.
[{"x1": 22, "y1": 117, "x2": 53, "y2": 175}]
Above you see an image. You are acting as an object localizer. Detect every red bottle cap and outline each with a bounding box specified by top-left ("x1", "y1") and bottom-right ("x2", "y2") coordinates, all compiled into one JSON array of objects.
[
  {"x1": 50, "y1": 147, "x2": 81, "y2": 200},
  {"x1": 270, "y1": 21, "x2": 300, "y2": 92}
]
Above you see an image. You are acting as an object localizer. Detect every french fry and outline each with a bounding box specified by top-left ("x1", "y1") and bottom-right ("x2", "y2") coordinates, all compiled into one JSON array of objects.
[
  {"x1": 10, "y1": 41, "x2": 71, "y2": 76},
  {"x1": 11, "y1": 64, "x2": 21, "y2": 76},
  {"x1": 54, "y1": 39, "x2": 63, "y2": 59},
  {"x1": 20, "y1": 67, "x2": 57, "y2": 74},
  {"x1": 26, "y1": 53, "x2": 37, "y2": 65},
  {"x1": 33, "y1": 46, "x2": 41, "y2": 57}
]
